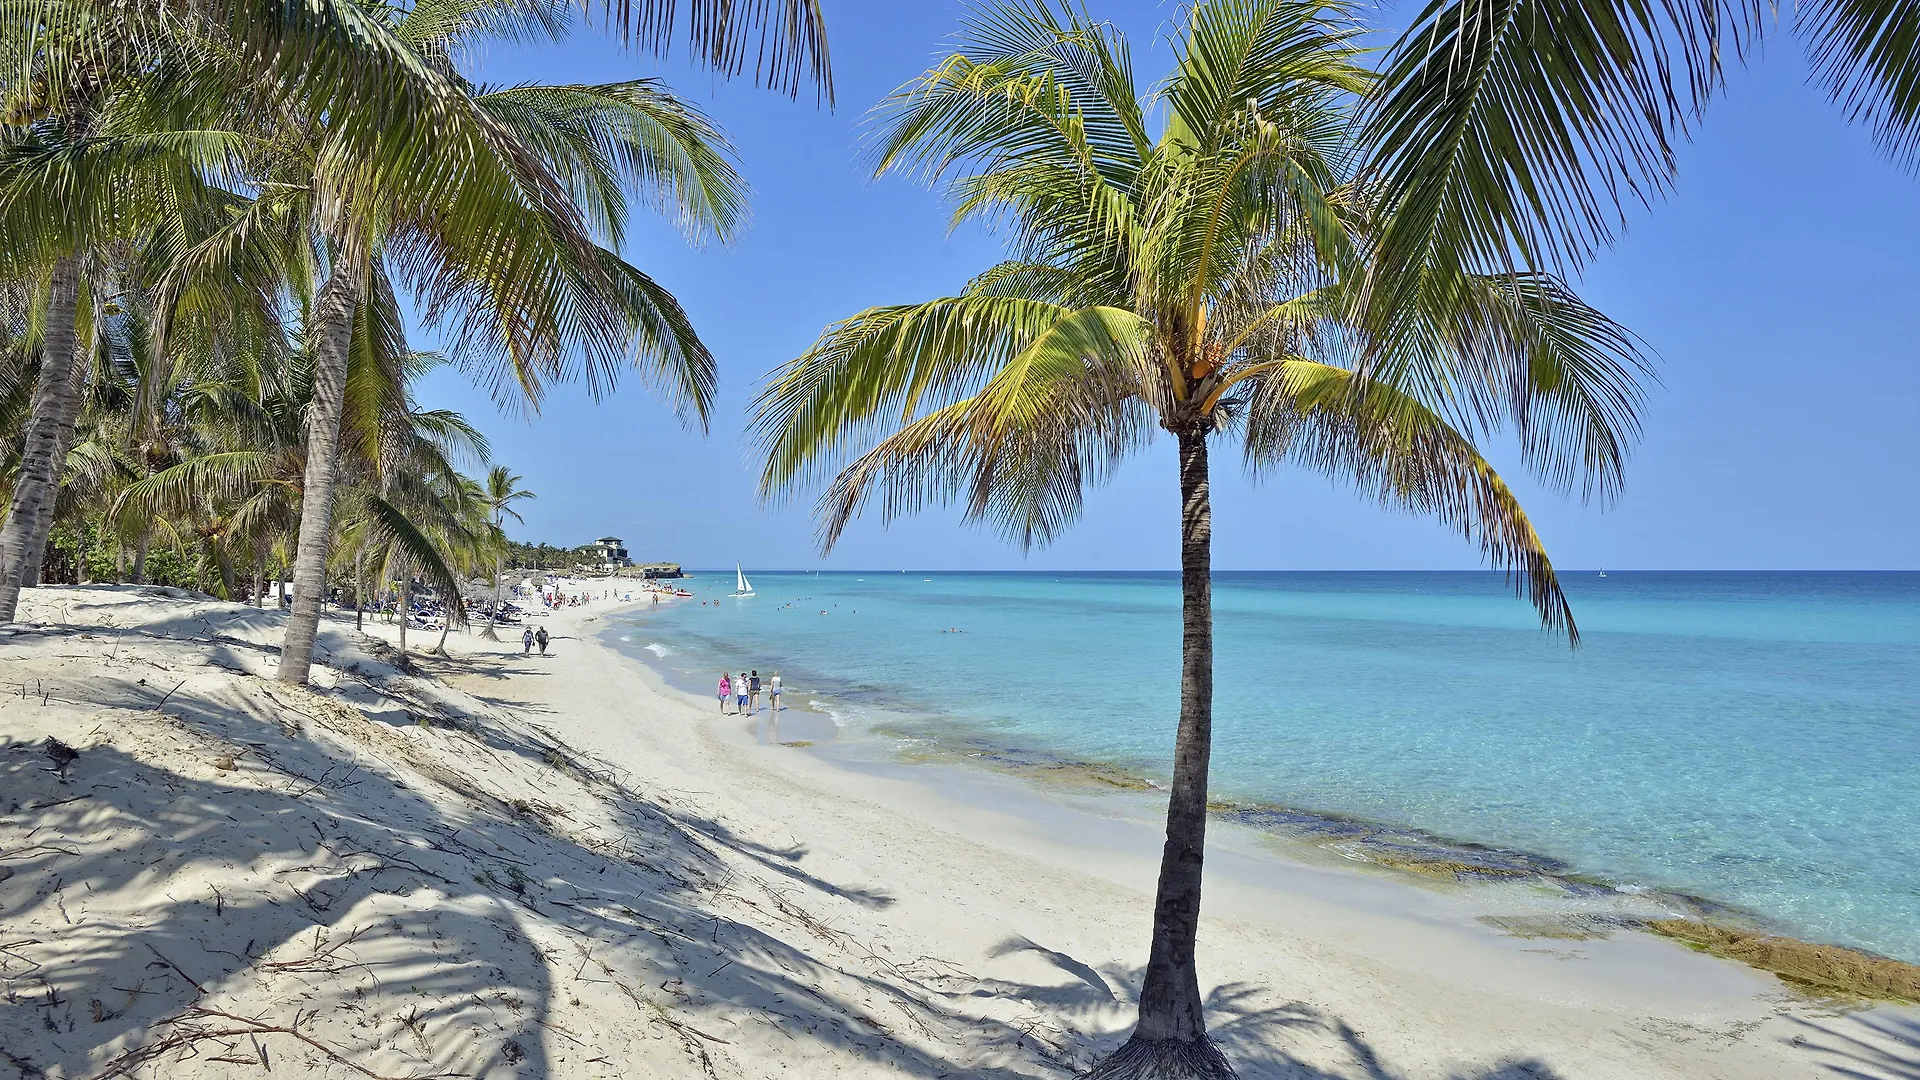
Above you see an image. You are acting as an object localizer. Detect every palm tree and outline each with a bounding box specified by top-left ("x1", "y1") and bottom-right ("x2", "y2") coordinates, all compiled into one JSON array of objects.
[
  {"x1": 425, "y1": 472, "x2": 495, "y2": 654},
  {"x1": 139, "y1": 0, "x2": 743, "y2": 685},
  {"x1": 478, "y1": 464, "x2": 535, "y2": 640},
  {"x1": 0, "y1": 254, "x2": 84, "y2": 617},
  {"x1": 753, "y1": 2, "x2": 1654, "y2": 1075}
]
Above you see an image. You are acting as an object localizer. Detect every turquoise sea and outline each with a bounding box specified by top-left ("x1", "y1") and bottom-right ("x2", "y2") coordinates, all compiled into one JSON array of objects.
[{"x1": 610, "y1": 571, "x2": 1920, "y2": 963}]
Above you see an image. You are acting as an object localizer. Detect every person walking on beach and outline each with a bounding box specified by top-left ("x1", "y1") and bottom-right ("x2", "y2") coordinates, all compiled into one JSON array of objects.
[
  {"x1": 737, "y1": 672, "x2": 751, "y2": 714},
  {"x1": 717, "y1": 672, "x2": 732, "y2": 714},
  {"x1": 521, "y1": 627, "x2": 534, "y2": 655},
  {"x1": 768, "y1": 671, "x2": 782, "y2": 713},
  {"x1": 748, "y1": 670, "x2": 762, "y2": 714},
  {"x1": 535, "y1": 627, "x2": 549, "y2": 656}
]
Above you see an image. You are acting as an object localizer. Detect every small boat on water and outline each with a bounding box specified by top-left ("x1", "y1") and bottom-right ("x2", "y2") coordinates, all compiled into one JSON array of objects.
[
  {"x1": 731, "y1": 564, "x2": 755, "y2": 597},
  {"x1": 1599, "y1": 568, "x2": 1608, "y2": 578}
]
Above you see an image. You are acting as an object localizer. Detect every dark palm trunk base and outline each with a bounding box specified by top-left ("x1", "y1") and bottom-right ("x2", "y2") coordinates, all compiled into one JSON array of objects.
[{"x1": 1086, "y1": 427, "x2": 1233, "y2": 1079}]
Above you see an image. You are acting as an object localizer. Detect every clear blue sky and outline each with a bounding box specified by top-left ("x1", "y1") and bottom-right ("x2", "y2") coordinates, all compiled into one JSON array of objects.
[{"x1": 414, "y1": 1, "x2": 1920, "y2": 571}]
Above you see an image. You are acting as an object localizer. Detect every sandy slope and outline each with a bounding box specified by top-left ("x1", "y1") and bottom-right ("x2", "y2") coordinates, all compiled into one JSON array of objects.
[{"x1": 2, "y1": 585, "x2": 1915, "y2": 1079}]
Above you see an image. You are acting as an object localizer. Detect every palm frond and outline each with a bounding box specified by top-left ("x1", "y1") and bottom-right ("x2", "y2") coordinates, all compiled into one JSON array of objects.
[
  {"x1": 752, "y1": 295, "x2": 1081, "y2": 497},
  {"x1": 476, "y1": 80, "x2": 747, "y2": 247},
  {"x1": 1243, "y1": 359, "x2": 1576, "y2": 637},
  {"x1": 1800, "y1": 0, "x2": 1920, "y2": 169},
  {"x1": 1363, "y1": 0, "x2": 1757, "y2": 278}
]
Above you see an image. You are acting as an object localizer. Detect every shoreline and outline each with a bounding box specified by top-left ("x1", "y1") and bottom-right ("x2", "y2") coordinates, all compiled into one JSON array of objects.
[
  {"x1": 603, "y1": 599, "x2": 1911, "y2": 985},
  {"x1": 545, "y1": 591, "x2": 1920, "y2": 1060},
  {"x1": 9, "y1": 584, "x2": 1918, "y2": 1078}
]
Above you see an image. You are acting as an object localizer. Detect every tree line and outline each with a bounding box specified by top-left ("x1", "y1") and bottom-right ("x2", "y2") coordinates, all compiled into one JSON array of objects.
[{"x1": 0, "y1": 1, "x2": 826, "y2": 669}]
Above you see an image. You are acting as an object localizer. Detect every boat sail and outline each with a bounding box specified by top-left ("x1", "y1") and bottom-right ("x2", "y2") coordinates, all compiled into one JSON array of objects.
[{"x1": 731, "y1": 564, "x2": 754, "y2": 597}]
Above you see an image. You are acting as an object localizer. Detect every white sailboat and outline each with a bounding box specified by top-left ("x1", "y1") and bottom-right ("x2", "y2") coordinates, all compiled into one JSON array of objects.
[{"x1": 731, "y1": 564, "x2": 755, "y2": 597}]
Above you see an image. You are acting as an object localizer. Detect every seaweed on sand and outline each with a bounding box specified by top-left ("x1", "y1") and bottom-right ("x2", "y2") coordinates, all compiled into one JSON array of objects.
[{"x1": 1649, "y1": 920, "x2": 1920, "y2": 1001}]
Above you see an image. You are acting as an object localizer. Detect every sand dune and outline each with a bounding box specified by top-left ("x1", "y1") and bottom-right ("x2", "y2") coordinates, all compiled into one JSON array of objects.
[{"x1": 3, "y1": 585, "x2": 1915, "y2": 1078}]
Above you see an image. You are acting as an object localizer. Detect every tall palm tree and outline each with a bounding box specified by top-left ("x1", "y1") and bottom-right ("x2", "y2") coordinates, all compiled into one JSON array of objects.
[
  {"x1": 478, "y1": 464, "x2": 534, "y2": 640},
  {"x1": 0, "y1": 255, "x2": 87, "y2": 614},
  {"x1": 753, "y1": 2, "x2": 1654, "y2": 1075}
]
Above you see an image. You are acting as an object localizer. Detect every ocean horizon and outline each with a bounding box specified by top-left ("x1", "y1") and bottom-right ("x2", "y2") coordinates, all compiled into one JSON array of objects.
[{"x1": 610, "y1": 569, "x2": 1920, "y2": 964}]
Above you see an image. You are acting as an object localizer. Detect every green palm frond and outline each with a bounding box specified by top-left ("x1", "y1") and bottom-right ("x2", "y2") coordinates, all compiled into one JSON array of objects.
[
  {"x1": 1800, "y1": 0, "x2": 1920, "y2": 168},
  {"x1": 596, "y1": 0, "x2": 832, "y2": 101},
  {"x1": 110, "y1": 450, "x2": 283, "y2": 523},
  {"x1": 355, "y1": 488, "x2": 468, "y2": 625},
  {"x1": 1242, "y1": 359, "x2": 1575, "y2": 637},
  {"x1": 868, "y1": 0, "x2": 1150, "y2": 186},
  {"x1": 813, "y1": 304, "x2": 1156, "y2": 550},
  {"x1": 409, "y1": 409, "x2": 491, "y2": 468},
  {"x1": 394, "y1": 0, "x2": 575, "y2": 59},
  {"x1": 753, "y1": 295, "x2": 1085, "y2": 496},
  {"x1": 1362, "y1": 0, "x2": 1751, "y2": 281},
  {"x1": 476, "y1": 80, "x2": 747, "y2": 248}
]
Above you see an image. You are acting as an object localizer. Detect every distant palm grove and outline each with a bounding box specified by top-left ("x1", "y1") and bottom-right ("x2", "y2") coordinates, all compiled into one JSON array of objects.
[{"x1": 6, "y1": 0, "x2": 1919, "y2": 1075}]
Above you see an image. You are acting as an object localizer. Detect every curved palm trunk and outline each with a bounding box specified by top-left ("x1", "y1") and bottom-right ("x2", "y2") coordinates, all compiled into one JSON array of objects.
[
  {"x1": 20, "y1": 324, "x2": 93, "y2": 590},
  {"x1": 0, "y1": 257, "x2": 83, "y2": 622},
  {"x1": 276, "y1": 266, "x2": 361, "y2": 683},
  {"x1": 1090, "y1": 428, "x2": 1232, "y2": 1080}
]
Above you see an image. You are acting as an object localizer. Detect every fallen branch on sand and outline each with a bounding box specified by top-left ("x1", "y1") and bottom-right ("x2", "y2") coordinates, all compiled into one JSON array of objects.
[
  {"x1": 87, "y1": 1007, "x2": 468, "y2": 1080},
  {"x1": 257, "y1": 925, "x2": 372, "y2": 975}
]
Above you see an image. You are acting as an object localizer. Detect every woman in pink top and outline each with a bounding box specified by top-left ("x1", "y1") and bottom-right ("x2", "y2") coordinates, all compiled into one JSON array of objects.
[{"x1": 717, "y1": 673, "x2": 732, "y2": 714}]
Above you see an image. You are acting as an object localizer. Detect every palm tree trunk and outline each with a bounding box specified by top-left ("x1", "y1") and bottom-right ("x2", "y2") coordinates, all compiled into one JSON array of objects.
[
  {"x1": 131, "y1": 527, "x2": 149, "y2": 584},
  {"x1": 434, "y1": 604, "x2": 453, "y2": 654},
  {"x1": 276, "y1": 264, "x2": 360, "y2": 683},
  {"x1": 0, "y1": 256, "x2": 83, "y2": 622},
  {"x1": 20, "y1": 319, "x2": 93, "y2": 590},
  {"x1": 396, "y1": 565, "x2": 411, "y2": 657},
  {"x1": 354, "y1": 549, "x2": 365, "y2": 632},
  {"x1": 1088, "y1": 428, "x2": 1231, "y2": 1080},
  {"x1": 481, "y1": 532, "x2": 503, "y2": 641},
  {"x1": 217, "y1": 545, "x2": 237, "y2": 600},
  {"x1": 252, "y1": 547, "x2": 267, "y2": 607}
]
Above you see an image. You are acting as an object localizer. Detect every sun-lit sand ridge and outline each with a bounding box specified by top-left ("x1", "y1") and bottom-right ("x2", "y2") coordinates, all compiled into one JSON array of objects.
[{"x1": 3, "y1": 584, "x2": 1917, "y2": 1079}]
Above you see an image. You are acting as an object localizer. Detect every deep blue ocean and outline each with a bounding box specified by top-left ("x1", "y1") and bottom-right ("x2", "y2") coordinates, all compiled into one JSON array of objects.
[{"x1": 611, "y1": 571, "x2": 1920, "y2": 963}]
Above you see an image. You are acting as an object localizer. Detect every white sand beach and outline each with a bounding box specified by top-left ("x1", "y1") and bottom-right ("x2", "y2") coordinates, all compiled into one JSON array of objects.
[{"x1": 4, "y1": 584, "x2": 1916, "y2": 1079}]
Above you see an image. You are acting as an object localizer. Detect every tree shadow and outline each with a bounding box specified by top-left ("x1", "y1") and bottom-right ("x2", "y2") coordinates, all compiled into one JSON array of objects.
[
  {"x1": 972, "y1": 934, "x2": 1570, "y2": 1079},
  {"x1": 1791, "y1": 1012, "x2": 1920, "y2": 1079},
  {"x1": 1, "y1": 628, "x2": 1053, "y2": 1079},
  {"x1": 1, "y1": 737, "x2": 554, "y2": 1078}
]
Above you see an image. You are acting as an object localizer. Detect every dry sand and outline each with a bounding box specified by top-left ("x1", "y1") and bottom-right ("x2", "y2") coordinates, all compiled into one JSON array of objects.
[{"x1": 3, "y1": 584, "x2": 1916, "y2": 1079}]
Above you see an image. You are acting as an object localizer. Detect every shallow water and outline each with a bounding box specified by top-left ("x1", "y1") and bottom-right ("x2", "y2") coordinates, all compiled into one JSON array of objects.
[{"x1": 611, "y1": 571, "x2": 1920, "y2": 962}]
